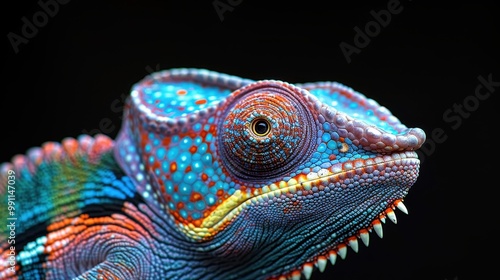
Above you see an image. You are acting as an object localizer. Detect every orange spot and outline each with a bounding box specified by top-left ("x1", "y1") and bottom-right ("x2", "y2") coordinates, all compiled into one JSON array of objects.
[
  {"x1": 216, "y1": 189, "x2": 224, "y2": 196},
  {"x1": 162, "y1": 137, "x2": 171, "y2": 146},
  {"x1": 329, "y1": 154, "x2": 336, "y2": 160},
  {"x1": 339, "y1": 137, "x2": 345, "y2": 142},
  {"x1": 177, "y1": 202, "x2": 185, "y2": 209},
  {"x1": 140, "y1": 132, "x2": 149, "y2": 151},
  {"x1": 193, "y1": 219, "x2": 202, "y2": 227},
  {"x1": 170, "y1": 162, "x2": 177, "y2": 172},
  {"x1": 195, "y1": 99, "x2": 207, "y2": 105},
  {"x1": 177, "y1": 106, "x2": 185, "y2": 111},
  {"x1": 152, "y1": 161, "x2": 160, "y2": 170},
  {"x1": 190, "y1": 192, "x2": 202, "y2": 202},
  {"x1": 201, "y1": 173, "x2": 208, "y2": 181},
  {"x1": 209, "y1": 181, "x2": 216, "y2": 187},
  {"x1": 177, "y1": 89, "x2": 187, "y2": 95},
  {"x1": 171, "y1": 210, "x2": 180, "y2": 220},
  {"x1": 189, "y1": 146, "x2": 197, "y2": 153},
  {"x1": 185, "y1": 166, "x2": 192, "y2": 173}
]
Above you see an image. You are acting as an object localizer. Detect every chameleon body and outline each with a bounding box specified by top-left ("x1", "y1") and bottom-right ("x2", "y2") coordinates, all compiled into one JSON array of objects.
[{"x1": 0, "y1": 68, "x2": 426, "y2": 279}]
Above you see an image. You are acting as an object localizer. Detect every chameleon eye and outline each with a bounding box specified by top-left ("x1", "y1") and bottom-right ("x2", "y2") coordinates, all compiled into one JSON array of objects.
[
  {"x1": 218, "y1": 82, "x2": 317, "y2": 183},
  {"x1": 251, "y1": 118, "x2": 271, "y2": 136}
]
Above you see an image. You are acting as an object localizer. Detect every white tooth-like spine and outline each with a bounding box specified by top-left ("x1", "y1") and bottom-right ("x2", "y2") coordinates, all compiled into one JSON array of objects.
[
  {"x1": 338, "y1": 245, "x2": 347, "y2": 259},
  {"x1": 360, "y1": 231, "x2": 370, "y2": 246},
  {"x1": 329, "y1": 251, "x2": 337, "y2": 265},
  {"x1": 387, "y1": 209, "x2": 397, "y2": 224},
  {"x1": 291, "y1": 271, "x2": 301, "y2": 280},
  {"x1": 302, "y1": 264, "x2": 313, "y2": 280},
  {"x1": 316, "y1": 256, "x2": 327, "y2": 272},
  {"x1": 349, "y1": 238, "x2": 359, "y2": 253},
  {"x1": 396, "y1": 201, "x2": 409, "y2": 214},
  {"x1": 373, "y1": 222, "x2": 384, "y2": 238}
]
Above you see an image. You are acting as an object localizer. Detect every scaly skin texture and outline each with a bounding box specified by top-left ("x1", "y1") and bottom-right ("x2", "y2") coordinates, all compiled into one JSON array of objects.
[{"x1": 0, "y1": 68, "x2": 426, "y2": 280}]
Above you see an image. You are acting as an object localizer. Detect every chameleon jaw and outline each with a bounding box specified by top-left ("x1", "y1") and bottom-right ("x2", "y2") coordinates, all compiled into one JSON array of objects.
[
  {"x1": 179, "y1": 150, "x2": 420, "y2": 240},
  {"x1": 270, "y1": 199, "x2": 409, "y2": 280}
]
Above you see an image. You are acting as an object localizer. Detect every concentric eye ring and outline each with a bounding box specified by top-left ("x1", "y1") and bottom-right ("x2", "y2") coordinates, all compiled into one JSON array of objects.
[{"x1": 218, "y1": 82, "x2": 318, "y2": 183}]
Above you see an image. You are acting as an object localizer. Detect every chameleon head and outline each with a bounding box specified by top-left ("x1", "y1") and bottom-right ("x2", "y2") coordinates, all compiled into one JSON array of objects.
[{"x1": 114, "y1": 69, "x2": 426, "y2": 278}]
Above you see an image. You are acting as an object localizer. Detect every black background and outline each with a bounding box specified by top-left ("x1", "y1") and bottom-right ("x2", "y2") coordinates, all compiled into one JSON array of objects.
[{"x1": 1, "y1": 1, "x2": 498, "y2": 280}]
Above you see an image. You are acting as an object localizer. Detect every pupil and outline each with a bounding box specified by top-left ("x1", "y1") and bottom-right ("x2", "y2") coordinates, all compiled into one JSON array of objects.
[{"x1": 255, "y1": 120, "x2": 269, "y2": 135}]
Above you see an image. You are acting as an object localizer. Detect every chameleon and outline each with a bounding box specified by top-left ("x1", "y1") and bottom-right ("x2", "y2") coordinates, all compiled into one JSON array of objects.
[{"x1": 0, "y1": 68, "x2": 426, "y2": 280}]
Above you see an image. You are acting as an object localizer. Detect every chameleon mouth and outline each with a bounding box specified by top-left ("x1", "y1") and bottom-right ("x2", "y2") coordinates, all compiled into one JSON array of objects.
[{"x1": 179, "y1": 151, "x2": 419, "y2": 240}]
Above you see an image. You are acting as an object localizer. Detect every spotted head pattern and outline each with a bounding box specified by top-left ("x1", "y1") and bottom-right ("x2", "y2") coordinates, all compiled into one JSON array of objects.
[{"x1": 115, "y1": 69, "x2": 253, "y2": 232}]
